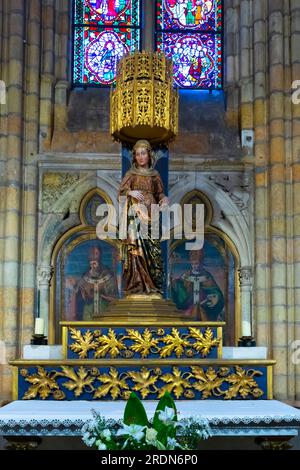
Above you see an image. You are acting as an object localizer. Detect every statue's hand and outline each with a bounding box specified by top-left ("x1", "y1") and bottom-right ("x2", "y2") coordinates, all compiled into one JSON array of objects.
[
  {"x1": 159, "y1": 196, "x2": 169, "y2": 207},
  {"x1": 128, "y1": 190, "x2": 145, "y2": 202}
]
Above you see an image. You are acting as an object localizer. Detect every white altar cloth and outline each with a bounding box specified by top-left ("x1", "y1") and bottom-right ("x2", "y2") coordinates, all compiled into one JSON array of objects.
[{"x1": 0, "y1": 400, "x2": 300, "y2": 437}]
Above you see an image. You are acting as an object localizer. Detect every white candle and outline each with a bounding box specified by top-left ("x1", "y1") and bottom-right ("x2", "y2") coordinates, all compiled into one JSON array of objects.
[
  {"x1": 34, "y1": 318, "x2": 44, "y2": 335},
  {"x1": 242, "y1": 320, "x2": 251, "y2": 337}
]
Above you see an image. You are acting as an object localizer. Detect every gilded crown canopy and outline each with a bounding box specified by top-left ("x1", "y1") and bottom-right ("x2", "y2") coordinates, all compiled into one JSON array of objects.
[{"x1": 110, "y1": 51, "x2": 178, "y2": 145}]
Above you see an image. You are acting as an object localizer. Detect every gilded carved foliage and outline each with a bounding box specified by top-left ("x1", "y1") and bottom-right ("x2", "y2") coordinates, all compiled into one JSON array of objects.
[
  {"x1": 224, "y1": 367, "x2": 264, "y2": 399},
  {"x1": 93, "y1": 368, "x2": 129, "y2": 400},
  {"x1": 20, "y1": 365, "x2": 265, "y2": 401},
  {"x1": 190, "y1": 366, "x2": 264, "y2": 400},
  {"x1": 67, "y1": 327, "x2": 221, "y2": 359},
  {"x1": 188, "y1": 328, "x2": 220, "y2": 357},
  {"x1": 94, "y1": 330, "x2": 126, "y2": 359},
  {"x1": 159, "y1": 367, "x2": 192, "y2": 399},
  {"x1": 69, "y1": 329, "x2": 98, "y2": 359},
  {"x1": 160, "y1": 329, "x2": 190, "y2": 358},
  {"x1": 126, "y1": 367, "x2": 160, "y2": 399},
  {"x1": 21, "y1": 367, "x2": 60, "y2": 400},
  {"x1": 126, "y1": 329, "x2": 160, "y2": 358},
  {"x1": 61, "y1": 366, "x2": 96, "y2": 397},
  {"x1": 191, "y1": 366, "x2": 229, "y2": 399}
]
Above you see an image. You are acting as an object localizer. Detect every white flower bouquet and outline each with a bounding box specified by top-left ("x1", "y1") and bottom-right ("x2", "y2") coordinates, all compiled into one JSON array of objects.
[{"x1": 82, "y1": 392, "x2": 212, "y2": 451}]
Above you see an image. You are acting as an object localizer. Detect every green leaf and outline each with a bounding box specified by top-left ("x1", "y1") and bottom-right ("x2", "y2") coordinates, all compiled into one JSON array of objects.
[
  {"x1": 155, "y1": 440, "x2": 166, "y2": 451},
  {"x1": 153, "y1": 391, "x2": 177, "y2": 426},
  {"x1": 123, "y1": 392, "x2": 149, "y2": 426},
  {"x1": 153, "y1": 392, "x2": 178, "y2": 446}
]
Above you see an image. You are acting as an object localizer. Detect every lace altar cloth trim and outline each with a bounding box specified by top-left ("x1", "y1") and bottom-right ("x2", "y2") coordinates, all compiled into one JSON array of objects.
[{"x1": 1, "y1": 400, "x2": 300, "y2": 436}]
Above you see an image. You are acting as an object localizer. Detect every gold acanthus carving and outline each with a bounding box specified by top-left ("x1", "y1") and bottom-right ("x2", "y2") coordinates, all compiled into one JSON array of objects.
[
  {"x1": 20, "y1": 366, "x2": 264, "y2": 401},
  {"x1": 68, "y1": 327, "x2": 221, "y2": 359}
]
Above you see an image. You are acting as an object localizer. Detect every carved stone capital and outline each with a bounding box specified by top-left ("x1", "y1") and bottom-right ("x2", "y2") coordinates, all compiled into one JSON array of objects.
[
  {"x1": 238, "y1": 267, "x2": 253, "y2": 287},
  {"x1": 37, "y1": 265, "x2": 54, "y2": 287}
]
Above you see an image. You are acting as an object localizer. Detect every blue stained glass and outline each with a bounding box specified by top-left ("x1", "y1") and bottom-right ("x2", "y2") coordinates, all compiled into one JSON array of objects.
[
  {"x1": 156, "y1": 0, "x2": 222, "y2": 31},
  {"x1": 156, "y1": 0, "x2": 223, "y2": 89},
  {"x1": 157, "y1": 32, "x2": 222, "y2": 89},
  {"x1": 86, "y1": 31, "x2": 126, "y2": 83},
  {"x1": 75, "y1": 0, "x2": 140, "y2": 26},
  {"x1": 73, "y1": 0, "x2": 141, "y2": 86}
]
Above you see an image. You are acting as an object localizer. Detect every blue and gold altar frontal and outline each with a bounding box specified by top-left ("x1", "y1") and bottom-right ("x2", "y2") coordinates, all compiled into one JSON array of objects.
[
  {"x1": 61, "y1": 321, "x2": 224, "y2": 360},
  {"x1": 10, "y1": 321, "x2": 275, "y2": 402},
  {"x1": 11, "y1": 359, "x2": 274, "y2": 401}
]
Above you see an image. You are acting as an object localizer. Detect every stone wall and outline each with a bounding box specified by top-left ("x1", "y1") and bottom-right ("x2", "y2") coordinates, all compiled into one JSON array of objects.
[{"x1": 61, "y1": 88, "x2": 240, "y2": 158}]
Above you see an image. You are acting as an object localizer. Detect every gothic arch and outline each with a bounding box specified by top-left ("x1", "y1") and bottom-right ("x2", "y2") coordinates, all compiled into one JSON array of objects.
[
  {"x1": 37, "y1": 176, "x2": 119, "y2": 341},
  {"x1": 169, "y1": 174, "x2": 252, "y2": 268},
  {"x1": 169, "y1": 188, "x2": 241, "y2": 344}
]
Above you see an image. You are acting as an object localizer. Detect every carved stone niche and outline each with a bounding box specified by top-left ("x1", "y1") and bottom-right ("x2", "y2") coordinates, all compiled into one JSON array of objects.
[{"x1": 169, "y1": 167, "x2": 253, "y2": 238}]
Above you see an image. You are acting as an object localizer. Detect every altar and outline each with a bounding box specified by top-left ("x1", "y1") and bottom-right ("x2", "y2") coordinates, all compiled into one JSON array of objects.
[{"x1": 1, "y1": 400, "x2": 300, "y2": 450}]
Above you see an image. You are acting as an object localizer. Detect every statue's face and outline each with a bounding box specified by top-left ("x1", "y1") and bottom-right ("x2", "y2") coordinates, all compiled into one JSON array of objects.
[{"x1": 135, "y1": 146, "x2": 150, "y2": 168}]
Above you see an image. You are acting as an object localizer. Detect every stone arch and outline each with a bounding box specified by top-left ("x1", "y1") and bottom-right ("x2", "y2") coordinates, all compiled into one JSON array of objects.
[
  {"x1": 169, "y1": 178, "x2": 253, "y2": 341},
  {"x1": 38, "y1": 173, "x2": 119, "y2": 267},
  {"x1": 37, "y1": 175, "x2": 119, "y2": 339},
  {"x1": 169, "y1": 174, "x2": 252, "y2": 268}
]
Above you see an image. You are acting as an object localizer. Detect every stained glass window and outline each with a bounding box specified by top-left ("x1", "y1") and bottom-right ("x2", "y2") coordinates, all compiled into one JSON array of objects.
[
  {"x1": 156, "y1": 1, "x2": 223, "y2": 89},
  {"x1": 73, "y1": 1, "x2": 141, "y2": 86}
]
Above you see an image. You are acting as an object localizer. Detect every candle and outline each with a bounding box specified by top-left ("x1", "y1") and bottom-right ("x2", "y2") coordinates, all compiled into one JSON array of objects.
[
  {"x1": 242, "y1": 320, "x2": 251, "y2": 337},
  {"x1": 37, "y1": 289, "x2": 40, "y2": 317},
  {"x1": 34, "y1": 318, "x2": 44, "y2": 335}
]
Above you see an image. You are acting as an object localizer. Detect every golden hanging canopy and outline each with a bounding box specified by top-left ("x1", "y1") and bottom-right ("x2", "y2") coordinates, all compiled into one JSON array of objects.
[{"x1": 110, "y1": 51, "x2": 179, "y2": 145}]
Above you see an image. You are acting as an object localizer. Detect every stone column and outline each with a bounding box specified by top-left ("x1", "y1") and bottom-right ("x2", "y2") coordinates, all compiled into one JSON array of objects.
[
  {"x1": 283, "y1": 0, "x2": 295, "y2": 404},
  {"x1": 0, "y1": 0, "x2": 25, "y2": 401},
  {"x1": 238, "y1": 267, "x2": 253, "y2": 337},
  {"x1": 0, "y1": 0, "x2": 9, "y2": 402},
  {"x1": 37, "y1": 265, "x2": 54, "y2": 338},
  {"x1": 268, "y1": 0, "x2": 288, "y2": 400},
  {"x1": 224, "y1": 0, "x2": 240, "y2": 128},
  {"x1": 43, "y1": 0, "x2": 55, "y2": 76},
  {"x1": 20, "y1": 0, "x2": 41, "y2": 349},
  {"x1": 51, "y1": 1, "x2": 71, "y2": 151},
  {"x1": 291, "y1": 0, "x2": 300, "y2": 403},
  {"x1": 39, "y1": 0, "x2": 55, "y2": 152},
  {"x1": 0, "y1": 0, "x2": 9, "y2": 301},
  {"x1": 240, "y1": 0, "x2": 254, "y2": 161},
  {"x1": 55, "y1": 0, "x2": 70, "y2": 81},
  {"x1": 253, "y1": 0, "x2": 270, "y2": 351}
]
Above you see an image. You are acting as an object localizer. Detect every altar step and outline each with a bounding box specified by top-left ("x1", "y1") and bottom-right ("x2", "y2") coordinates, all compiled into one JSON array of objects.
[
  {"x1": 10, "y1": 303, "x2": 275, "y2": 403},
  {"x1": 10, "y1": 358, "x2": 275, "y2": 401},
  {"x1": 96, "y1": 296, "x2": 187, "y2": 321}
]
